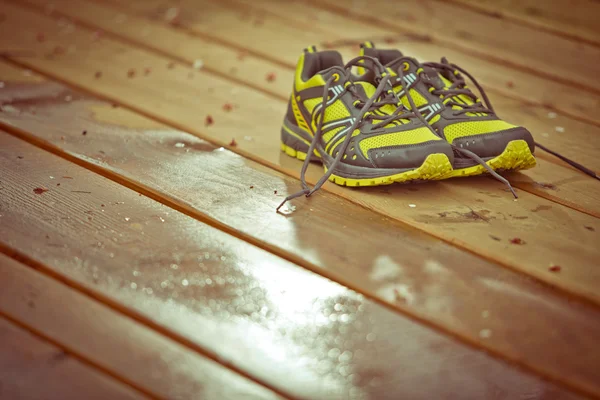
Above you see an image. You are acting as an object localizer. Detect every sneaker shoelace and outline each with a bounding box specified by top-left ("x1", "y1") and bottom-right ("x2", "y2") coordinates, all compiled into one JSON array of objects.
[
  {"x1": 419, "y1": 58, "x2": 599, "y2": 189},
  {"x1": 277, "y1": 56, "x2": 411, "y2": 211},
  {"x1": 393, "y1": 60, "x2": 519, "y2": 197}
]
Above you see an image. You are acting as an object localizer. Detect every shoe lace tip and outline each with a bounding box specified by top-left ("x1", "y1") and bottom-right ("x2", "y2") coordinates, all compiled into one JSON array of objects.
[
  {"x1": 508, "y1": 184, "x2": 518, "y2": 199},
  {"x1": 275, "y1": 198, "x2": 289, "y2": 213}
]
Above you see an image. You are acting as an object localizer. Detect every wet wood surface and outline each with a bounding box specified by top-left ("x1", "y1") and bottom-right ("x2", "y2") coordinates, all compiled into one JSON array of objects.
[
  {"x1": 1, "y1": 133, "x2": 589, "y2": 399},
  {"x1": 1, "y1": 0, "x2": 599, "y2": 398},
  {"x1": 0, "y1": 253, "x2": 281, "y2": 400},
  {"x1": 19, "y1": 0, "x2": 600, "y2": 217},
  {"x1": 1, "y1": 1, "x2": 599, "y2": 306},
  {"x1": 2, "y1": 62, "x2": 600, "y2": 396},
  {"x1": 0, "y1": 284, "x2": 146, "y2": 400}
]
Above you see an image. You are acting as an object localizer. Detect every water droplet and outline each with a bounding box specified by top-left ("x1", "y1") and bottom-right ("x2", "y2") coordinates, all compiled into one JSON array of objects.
[
  {"x1": 133, "y1": 270, "x2": 141, "y2": 277},
  {"x1": 124, "y1": 217, "x2": 130, "y2": 221},
  {"x1": 555, "y1": 126, "x2": 565, "y2": 133},
  {"x1": 481, "y1": 310, "x2": 490, "y2": 318},
  {"x1": 547, "y1": 112, "x2": 557, "y2": 119},
  {"x1": 205, "y1": 278, "x2": 213, "y2": 285},
  {"x1": 182, "y1": 279, "x2": 189, "y2": 286},
  {"x1": 174, "y1": 142, "x2": 185, "y2": 148},
  {"x1": 193, "y1": 59, "x2": 204, "y2": 70},
  {"x1": 338, "y1": 350, "x2": 353, "y2": 363},
  {"x1": 204, "y1": 252, "x2": 210, "y2": 259},
  {"x1": 244, "y1": 136, "x2": 253, "y2": 141},
  {"x1": 479, "y1": 328, "x2": 492, "y2": 339},
  {"x1": 160, "y1": 280, "x2": 169, "y2": 289},
  {"x1": 366, "y1": 332, "x2": 376, "y2": 342},
  {"x1": 408, "y1": 204, "x2": 416, "y2": 208},
  {"x1": 130, "y1": 282, "x2": 137, "y2": 289},
  {"x1": 328, "y1": 348, "x2": 341, "y2": 359},
  {"x1": 170, "y1": 263, "x2": 179, "y2": 270}
]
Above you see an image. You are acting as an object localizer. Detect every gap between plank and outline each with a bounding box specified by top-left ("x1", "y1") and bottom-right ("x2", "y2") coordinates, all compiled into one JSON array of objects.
[
  {"x1": 11, "y1": 0, "x2": 600, "y2": 216},
  {"x1": 3, "y1": 52, "x2": 600, "y2": 308},
  {"x1": 302, "y1": 0, "x2": 600, "y2": 97},
  {"x1": 94, "y1": 0, "x2": 296, "y2": 71},
  {"x1": 319, "y1": 37, "x2": 600, "y2": 129},
  {"x1": 0, "y1": 243, "x2": 295, "y2": 400},
  {"x1": 439, "y1": 0, "x2": 600, "y2": 49},
  {"x1": 55, "y1": 0, "x2": 600, "y2": 129},
  {"x1": 0, "y1": 126, "x2": 600, "y2": 399},
  {"x1": 0, "y1": 310, "x2": 158, "y2": 400}
]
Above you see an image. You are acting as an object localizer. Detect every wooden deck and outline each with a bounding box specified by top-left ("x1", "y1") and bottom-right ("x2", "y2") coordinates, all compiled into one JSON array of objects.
[{"x1": 0, "y1": 0, "x2": 598, "y2": 398}]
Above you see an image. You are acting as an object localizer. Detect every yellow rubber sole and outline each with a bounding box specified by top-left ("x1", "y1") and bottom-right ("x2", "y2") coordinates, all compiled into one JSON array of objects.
[
  {"x1": 281, "y1": 142, "x2": 452, "y2": 187},
  {"x1": 443, "y1": 139, "x2": 537, "y2": 179}
]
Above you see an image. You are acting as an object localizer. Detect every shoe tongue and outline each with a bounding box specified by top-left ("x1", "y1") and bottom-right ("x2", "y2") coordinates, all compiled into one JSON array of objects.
[
  {"x1": 353, "y1": 81, "x2": 399, "y2": 116},
  {"x1": 363, "y1": 47, "x2": 403, "y2": 67},
  {"x1": 354, "y1": 81, "x2": 375, "y2": 98}
]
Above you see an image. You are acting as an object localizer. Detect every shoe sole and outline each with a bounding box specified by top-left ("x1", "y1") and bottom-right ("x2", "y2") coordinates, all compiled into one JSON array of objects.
[
  {"x1": 443, "y1": 139, "x2": 536, "y2": 179},
  {"x1": 281, "y1": 142, "x2": 452, "y2": 186}
]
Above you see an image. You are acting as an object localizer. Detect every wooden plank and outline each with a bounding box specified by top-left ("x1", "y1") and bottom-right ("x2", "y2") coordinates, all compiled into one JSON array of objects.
[
  {"x1": 32, "y1": 0, "x2": 600, "y2": 214},
  {"x1": 446, "y1": 0, "x2": 600, "y2": 46},
  {"x1": 0, "y1": 253, "x2": 282, "y2": 400},
  {"x1": 309, "y1": 0, "x2": 600, "y2": 95},
  {"x1": 21, "y1": 0, "x2": 600, "y2": 172},
  {"x1": 105, "y1": 0, "x2": 600, "y2": 127},
  {"x1": 1, "y1": 3, "x2": 599, "y2": 304},
  {"x1": 1, "y1": 67, "x2": 600, "y2": 398},
  {"x1": 0, "y1": 135, "x2": 589, "y2": 400},
  {"x1": 0, "y1": 316, "x2": 145, "y2": 400}
]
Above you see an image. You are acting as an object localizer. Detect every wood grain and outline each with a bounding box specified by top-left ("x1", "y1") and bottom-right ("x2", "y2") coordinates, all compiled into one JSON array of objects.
[
  {"x1": 0, "y1": 133, "x2": 589, "y2": 399},
  {"x1": 310, "y1": 0, "x2": 600, "y2": 95},
  {"x1": 445, "y1": 0, "x2": 600, "y2": 46},
  {"x1": 14, "y1": 2, "x2": 600, "y2": 209},
  {"x1": 1, "y1": 2, "x2": 599, "y2": 303},
  {"x1": 96, "y1": 0, "x2": 600, "y2": 127},
  {"x1": 0, "y1": 254, "x2": 281, "y2": 400},
  {"x1": 0, "y1": 311, "x2": 145, "y2": 400},
  {"x1": 1, "y1": 69, "x2": 600, "y2": 397},
  {"x1": 23, "y1": 0, "x2": 600, "y2": 211}
]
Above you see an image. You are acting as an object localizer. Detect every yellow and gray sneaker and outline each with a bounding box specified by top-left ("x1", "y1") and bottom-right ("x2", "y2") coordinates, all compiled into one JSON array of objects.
[
  {"x1": 278, "y1": 46, "x2": 453, "y2": 209},
  {"x1": 358, "y1": 42, "x2": 536, "y2": 182}
]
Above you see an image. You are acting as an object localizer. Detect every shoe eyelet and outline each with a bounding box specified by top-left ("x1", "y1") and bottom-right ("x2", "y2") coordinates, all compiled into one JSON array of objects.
[
  {"x1": 403, "y1": 62, "x2": 410, "y2": 71},
  {"x1": 352, "y1": 154, "x2": 357, "y2": 160},
  {"x1": 332, "y1": 73, "x2": 340, "y2": 82}
]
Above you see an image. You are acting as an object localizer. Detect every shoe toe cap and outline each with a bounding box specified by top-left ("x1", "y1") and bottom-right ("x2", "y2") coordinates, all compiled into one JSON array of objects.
[
  {"x1": 369, "y1": 140, "x2": 454, "y2": 169},
  {"x1": 452, "y1": 126, "x2": 534, "y2": 158}
]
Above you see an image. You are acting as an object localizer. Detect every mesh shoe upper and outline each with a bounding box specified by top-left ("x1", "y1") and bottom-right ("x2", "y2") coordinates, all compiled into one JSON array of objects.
[
  {"x1": 284, "y1": 48, "x2": 452, "y2": 170},
  {"x1": 358, "y1": 42, "x2": 535, "y2": 160}
]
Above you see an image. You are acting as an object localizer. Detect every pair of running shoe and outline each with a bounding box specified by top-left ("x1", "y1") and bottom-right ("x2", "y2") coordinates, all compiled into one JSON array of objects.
[{"x1": 278, "y1": 42, "x2": 537, "y2": 208}]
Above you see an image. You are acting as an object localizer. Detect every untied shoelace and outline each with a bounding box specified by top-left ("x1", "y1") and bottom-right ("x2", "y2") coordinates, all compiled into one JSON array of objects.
[{"x1": 276, "y1": 56, "x2": 411, "y2": 212}]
